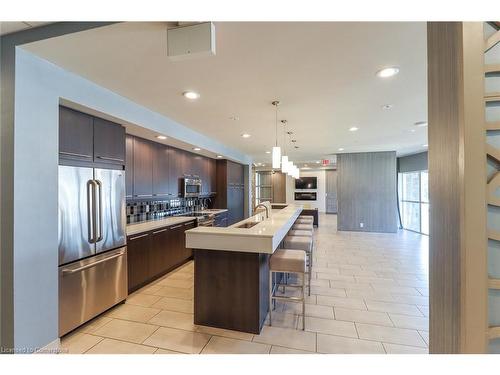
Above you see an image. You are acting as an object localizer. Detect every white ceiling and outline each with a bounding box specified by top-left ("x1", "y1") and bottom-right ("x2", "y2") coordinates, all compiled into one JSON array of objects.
[{"x1": 22, "y1": 22, "x2": 428, "y2": 163}]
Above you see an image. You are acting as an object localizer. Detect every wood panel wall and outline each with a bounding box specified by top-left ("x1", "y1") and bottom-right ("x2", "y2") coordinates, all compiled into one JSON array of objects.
[
  {"x1": 337, "y1": 151, "x2": 398, "y2": 233},
  {"x1": 427, "y1": 22, "x2": 488, "y2": 353}
]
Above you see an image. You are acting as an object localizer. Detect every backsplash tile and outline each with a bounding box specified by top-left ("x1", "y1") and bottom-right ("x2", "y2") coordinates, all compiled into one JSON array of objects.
[{"x1": 126, "y1": 197, "x2": 213, "y2": 224}]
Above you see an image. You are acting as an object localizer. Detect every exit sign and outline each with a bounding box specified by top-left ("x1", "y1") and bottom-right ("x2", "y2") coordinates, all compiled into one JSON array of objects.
[{"x1": 321, "y1": 159, "x2": 330, "y2": 166}]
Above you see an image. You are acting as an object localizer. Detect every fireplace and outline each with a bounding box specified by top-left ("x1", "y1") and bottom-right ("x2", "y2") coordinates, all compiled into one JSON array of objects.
[{"x1": 295, "y1": 192, "x2": 317, "y2": 201}]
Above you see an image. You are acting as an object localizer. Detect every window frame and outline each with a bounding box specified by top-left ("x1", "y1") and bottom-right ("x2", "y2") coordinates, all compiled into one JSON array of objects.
[{"x1": 398, "y1": 170, "x2": 429, "y2": 236}]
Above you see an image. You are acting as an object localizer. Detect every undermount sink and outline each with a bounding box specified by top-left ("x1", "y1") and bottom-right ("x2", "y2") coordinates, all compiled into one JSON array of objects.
[{"x1": 236, "y1": 221, "x2": 260, "y2": 229}]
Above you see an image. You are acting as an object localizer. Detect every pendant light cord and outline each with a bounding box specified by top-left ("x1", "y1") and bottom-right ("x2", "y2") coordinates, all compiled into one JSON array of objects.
[{"x1": 274, "y1": 104, "x2": 278, "y2": 147}]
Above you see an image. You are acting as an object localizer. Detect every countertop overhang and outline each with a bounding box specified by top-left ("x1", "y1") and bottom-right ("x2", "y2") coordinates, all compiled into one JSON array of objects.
[{"x1": 185, "y1": 205, "x2": 303, "y2": 254}]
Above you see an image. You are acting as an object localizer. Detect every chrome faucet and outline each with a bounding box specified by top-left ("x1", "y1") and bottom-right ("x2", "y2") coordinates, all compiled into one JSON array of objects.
[{"x1": 254, "y1": 203, "x2": 269, "y2": 219}]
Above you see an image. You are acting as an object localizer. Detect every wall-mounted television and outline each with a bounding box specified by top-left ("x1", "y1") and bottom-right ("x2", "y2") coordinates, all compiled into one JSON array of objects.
[{"x1": 295, "y1": 177, "x2": 317, "y2": 190}]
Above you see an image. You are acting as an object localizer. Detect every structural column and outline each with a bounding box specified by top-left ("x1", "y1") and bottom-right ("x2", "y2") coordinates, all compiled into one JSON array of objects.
[{"x1": 427, "y1": 22, "x2": 488, "y2": 353}]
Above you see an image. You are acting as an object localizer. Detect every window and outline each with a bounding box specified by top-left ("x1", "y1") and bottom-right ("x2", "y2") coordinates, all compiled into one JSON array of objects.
[{"x1": 398, "y1": 170, "x2": 429, "y2": 235}]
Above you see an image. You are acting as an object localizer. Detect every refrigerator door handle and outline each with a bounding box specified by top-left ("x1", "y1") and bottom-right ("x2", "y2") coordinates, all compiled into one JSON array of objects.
[
  {"x1": 87, "y1": 180, "x2": 96, "y2": 243},
  {"x1": 95, "y1": 179, "x2": 103, "y2": 242},
  {"x1": 61, "y1": 249, "x2": 125, "y2": 275}
]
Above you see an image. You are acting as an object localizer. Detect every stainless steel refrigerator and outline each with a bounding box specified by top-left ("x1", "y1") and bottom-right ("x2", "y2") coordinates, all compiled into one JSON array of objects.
[{"x1": 58, "y1": 165, "x2": 127, "y2": 336}]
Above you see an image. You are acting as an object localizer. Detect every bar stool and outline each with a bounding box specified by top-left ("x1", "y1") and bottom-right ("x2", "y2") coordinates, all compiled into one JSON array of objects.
[
  {"x1": 292, "y1": 223, "x2": 313, "y2": 231},
  {"x1": 269, "y1": 249, "x2": 306, "y2": 330},
  {"x1": 296, "y1": 216, "x2": 314, "y2": 225},
  {"x1": 283, "y1": 235, "x2": 313, "y2": 295},
  {"x1": 288, "y1": 229, "x2": 312, "y2": 237},
  {"x1": 287, "y1": 229, "x2": 314, "y2": 268}
]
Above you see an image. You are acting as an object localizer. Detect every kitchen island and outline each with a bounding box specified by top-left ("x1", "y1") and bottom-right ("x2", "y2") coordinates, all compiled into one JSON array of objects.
[{"x1": 185, "y1": 204, "x2": 303, "y2": 333}]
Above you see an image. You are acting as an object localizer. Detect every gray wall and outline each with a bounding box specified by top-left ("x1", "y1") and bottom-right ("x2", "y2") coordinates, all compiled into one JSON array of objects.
[
  {"x1": 337, "y1": 151, "x2": 398, "y2": 233},
  {"x1": 398, "y1": 151, "x2": 428, "y2": 173},
  {"x1": 1, "y1": 36, "x2": 253, "y2": 350}
]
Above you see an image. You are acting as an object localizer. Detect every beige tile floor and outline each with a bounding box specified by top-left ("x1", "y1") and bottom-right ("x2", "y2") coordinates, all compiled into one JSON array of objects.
[{"x1": 61, "y1": 213, "x2": 429, "y2": 354}]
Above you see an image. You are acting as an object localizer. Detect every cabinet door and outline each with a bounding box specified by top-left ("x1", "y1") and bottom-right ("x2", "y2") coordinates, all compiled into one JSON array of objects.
[
  {"x1": 169, "y1": 223, "x2": 185, "y2": 266},
  {"x1": 125, "y1": 135, "x2": 134, "y2": 198},
  {"x1": 152, "y1": 143, "x2": 169, "y2": 197},
  {"x1": 59, "y1": 106, "x2": 94, "y2": 162},
  {"x1": 227, "y1": 187, "x2": 236, "y2": 225},
  {"x1": 207, "y1": 158, "x2": 216, "y2": 194},
  {"x1": 182, "y1": 221, "x2": 196, "y2": 259},
  {"x1": 93, "y1": 117, "x2": 126, "y2": 166},
  {"x1": 200, "y1": 157, "x2": 209, "y2": 193},
  {"x1": 149, "y1": 227, "x2": 170, "y2": 278},
  {"x1": 272, "y1": 172, "x2": 286, "y2": 203},
  {"x1": 132, "y1": 137, "x2": 153, "y2": 198},
  {"x1": 127, "y1": 232, "x2": 151, "y2": 292},
  {"x1": 192, "y1": 154, "x2": 204, "y2": 179},
  {"x1": 168, "y1": 147, "x2": 182, "y2": 196}
]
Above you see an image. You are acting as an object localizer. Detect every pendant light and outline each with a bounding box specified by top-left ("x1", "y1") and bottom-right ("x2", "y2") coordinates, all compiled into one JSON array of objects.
[
  {"x1": 271, "y1": 101, "x2": 281, "y2": 169},
  {"x1": 281, "y1": 120, "x2": 289, "y2": 174},
  {"x1": 285, "y1": 128, "x2": 295, "y2": 177}
]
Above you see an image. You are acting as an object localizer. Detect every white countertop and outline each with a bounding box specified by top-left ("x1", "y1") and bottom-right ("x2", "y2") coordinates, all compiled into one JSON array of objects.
[
  {"x1": 126, "y1": 209, "x2": 228, "y2": 236},
  {"x1": 185, "y1": 205, "x2": 303, "y2": 254},
  {"x1": 127, "y1": 216, "x2": 195, "y2": 236}
]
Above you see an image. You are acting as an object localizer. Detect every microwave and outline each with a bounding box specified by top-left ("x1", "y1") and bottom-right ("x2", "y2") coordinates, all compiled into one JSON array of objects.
[{"x1": 182, "y1": 177, "x2": 202, "y2": 197}]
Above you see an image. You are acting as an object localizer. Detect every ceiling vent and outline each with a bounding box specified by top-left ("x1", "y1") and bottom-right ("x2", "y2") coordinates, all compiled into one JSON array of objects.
[{"x1": 167, "y1": 22, "x2": 216, "y2": 61}]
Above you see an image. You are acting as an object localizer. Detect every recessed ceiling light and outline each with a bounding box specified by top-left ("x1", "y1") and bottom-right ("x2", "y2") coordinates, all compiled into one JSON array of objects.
[
  {"x1": 241, "y1": 133, "x2": 251, "y2": 138},
  {"x1": 410, "y1": 129, "x2": 416, "y2": 133},
  {"x1": 262, "y1": 164, "x2": 266, "y2": 166},
  {"x1": 265, "y1": 151, "x2": 271, "y2": 154},
  {"x1": 382, "y1": 104, "x2": 394, "y2": 110},
  {"x1": 156, "y1": 135, "x2": 167, "y2": 140},
  {"x1": 414, "y1": 121, "x2": 428, "y2": 127},
  {"x1": 316, "y1": 161, "x2": 321, "y2": 164},
  {"x1": 376, "y1": 66, "x2": 400, "y2": 78},
  {"x1": 338, "y1": 148, "x2": 345, "y2": 151},
  {"x1": 422, "y1": 144, "x2": 428, "y2": 148},
  {"x1": 216, "y1": 155, "x2": 223, "y2": 158},
  {"x1": 193, "y1": 147, "x2": 201, "y2": 151},
  {"x1": 183, "y1": 91, "x2": 200, "y2": 100},
  {"x1": 349, "y1": 127, "x2": 359, "y2": 132}
]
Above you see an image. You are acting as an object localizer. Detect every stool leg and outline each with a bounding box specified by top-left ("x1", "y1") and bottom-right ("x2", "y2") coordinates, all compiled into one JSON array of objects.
[
  {"x1": 269, "y1": 270, "x2": 273, "y2": 326},
  {"x1": 308, "y1": 252, "x2": 312, "y2": 296},
  {"x1": 302, "y1": 272, "x2": 306, "y2": 331},
  {"x1": 310, "y1": 239, "x2": 314, "y2": 267}
]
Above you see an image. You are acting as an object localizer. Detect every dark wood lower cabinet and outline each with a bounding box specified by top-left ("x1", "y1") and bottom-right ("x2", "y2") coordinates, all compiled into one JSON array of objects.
[
  {"x1": 127, "y1": 232, "x2": 152, "y2": 292},
  {"x1": 127, "y1": 220, "x2": 195, "y2": 293},
  {"x1": 194, "y1": 249, "x2": 270, "y2": 334},
  {"x1": 149, "y1": 227, "x2": 171, "y2": 279}
]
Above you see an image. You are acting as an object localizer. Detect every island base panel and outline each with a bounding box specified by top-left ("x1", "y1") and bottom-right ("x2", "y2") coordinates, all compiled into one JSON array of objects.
[{"x1": 194, "y1": 249, "x2": 271, "y2": 334}]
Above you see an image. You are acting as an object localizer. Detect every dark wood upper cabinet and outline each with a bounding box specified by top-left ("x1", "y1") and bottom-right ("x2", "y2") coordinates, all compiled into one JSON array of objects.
[
  {"x1": 93, "y1": 117, "x2": 126, "y2": 165},
  {"x1": 125, "y1": 134, "x2": 218, "y2": 200},
  {"x1": 125, "y1": 135, "x2": 134, "y2": 198},
  {"x1": 216, "y1": 159, "x2": 245, "y2": 225},
  {"x1": 152, "y1": 143, "x2": 169, "y2": 197},
  {"x1": 59, "y1": 106, "x2": 94, "y2": 161},
  {"x1": 59, "y1": 106, "x2": 126, "y2": 169},
  {"x1": 168, "y1": 147, "x2": 183, "y2": 196},
  {"x1": 208, "y1": 158, "x2": 216, "y2": 193},
  {"x1": 132, "y1": 137, "x2": 153, "y2": 197},
  {"x1": 192, "y1": 155, "x2": 204, "y2": 179}
]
